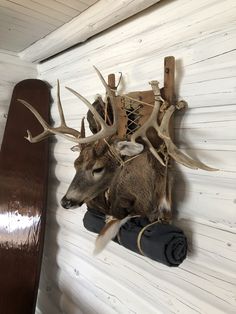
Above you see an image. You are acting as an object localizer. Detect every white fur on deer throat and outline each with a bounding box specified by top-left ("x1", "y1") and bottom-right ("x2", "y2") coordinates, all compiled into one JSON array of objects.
[
  {"x1": 105, "y1": 189, "x2": 110, "y2": 202},
  {"x1": 158, "y1": 196, "x2": 171, "y2": 211}
]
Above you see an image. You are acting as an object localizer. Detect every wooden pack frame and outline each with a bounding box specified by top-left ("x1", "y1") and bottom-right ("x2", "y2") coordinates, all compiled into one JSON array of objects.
[{"x1": 107, "y1": 56, "x2": 176, "y2": 163}]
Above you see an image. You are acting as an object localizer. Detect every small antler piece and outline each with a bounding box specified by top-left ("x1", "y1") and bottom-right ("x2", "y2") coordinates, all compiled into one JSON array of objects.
[
  {"x1": 130, "y1": 81, "x2": 217, "y2": 171},
  {"x1": 18, "y1": 80, "x2": 81, "y2": 143},
  {"x1": 158, "y1": 103, "x2": 218, "y2": 171},
  {"x1": 130, "y1": 81, "x2": 166, "y2": 166}
]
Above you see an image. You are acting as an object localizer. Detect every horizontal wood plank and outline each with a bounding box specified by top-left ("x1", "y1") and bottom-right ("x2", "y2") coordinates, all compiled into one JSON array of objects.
[{"x1": 0, "y1": 0, "x2": 99, "y2": 52}]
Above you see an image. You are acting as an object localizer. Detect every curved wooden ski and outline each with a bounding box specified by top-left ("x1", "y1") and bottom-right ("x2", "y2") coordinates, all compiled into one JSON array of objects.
[{"x1": 0, "y1": 79, "x2": 50, "y2": 314}]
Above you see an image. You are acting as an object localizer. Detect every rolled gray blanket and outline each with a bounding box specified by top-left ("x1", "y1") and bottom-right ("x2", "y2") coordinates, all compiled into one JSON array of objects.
[{"x1": 83, "y1": 208, "x2": 187, "y2": 267}]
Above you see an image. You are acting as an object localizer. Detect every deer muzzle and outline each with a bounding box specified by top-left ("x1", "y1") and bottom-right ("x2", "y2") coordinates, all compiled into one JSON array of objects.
[{"x1": 61, "y1": 195, "x2": 83, "y2": 209}]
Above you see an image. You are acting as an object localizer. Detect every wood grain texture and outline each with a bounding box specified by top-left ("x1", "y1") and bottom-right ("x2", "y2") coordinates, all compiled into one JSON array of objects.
[
  {"x1": 0, "y1": 0, "x2": 98, "y2": 52},
  {"x1": 0, "y1": 79, "x2": 50, "y2": 314},
  {"x1": 19, "y1": 0, "x2": 161, "y2": 62},
  {"x1": 25, "y1": 0, "x2": 236, "y2": 313}
]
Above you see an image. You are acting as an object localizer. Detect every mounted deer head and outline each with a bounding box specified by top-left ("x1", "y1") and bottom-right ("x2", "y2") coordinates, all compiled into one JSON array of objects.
[
  {"x1": 18, "y1": 68, "x2": 217, "y2": 219},
  {"x1": 18, "y1": 68, "x2": 122, "y2": 211},
  {"x1": 61, "y1": 138, "x2": 119, "y2": 209}
]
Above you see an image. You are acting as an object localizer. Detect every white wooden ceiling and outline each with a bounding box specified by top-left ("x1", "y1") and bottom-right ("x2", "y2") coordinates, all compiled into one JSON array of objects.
[{"x1": 0, "y1": 0, "x2": 98, "y2": 52}]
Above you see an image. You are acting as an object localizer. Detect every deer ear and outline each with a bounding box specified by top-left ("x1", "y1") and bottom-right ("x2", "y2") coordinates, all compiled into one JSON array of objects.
[{"x1": 115, "y1": 141, "x2": 144, "y2": 156}]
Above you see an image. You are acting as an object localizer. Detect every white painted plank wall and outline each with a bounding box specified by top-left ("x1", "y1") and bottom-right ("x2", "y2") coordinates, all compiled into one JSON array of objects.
[
  {"x1": 0, "y1": 0, "x2": 98, "y2": 52},
  {"x1": 0, "y1": 49, "x2": 37, "y2": 145},
  {"x1": 19, "y1": 0, "x2": 161, "y2": 62},
  {"x1": 35, "y1": 0, "x2": 236, "y2": 313}
]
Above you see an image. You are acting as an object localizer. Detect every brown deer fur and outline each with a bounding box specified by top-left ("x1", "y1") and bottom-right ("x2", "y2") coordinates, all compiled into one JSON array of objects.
[{"x1": 108, "y1": 151, "x2": 172, "y2": 222}]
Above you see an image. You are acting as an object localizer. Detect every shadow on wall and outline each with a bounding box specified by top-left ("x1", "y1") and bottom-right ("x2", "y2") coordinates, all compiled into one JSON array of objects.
[
  {"x1": 0, "y1": 114, "x2": 8, "y2": 149},
  {"x1": 175, "y1": 59, "x2": 184, "y2": 97},
  {"x1": 37, "y1": 138, "x2": 63, "y2": 314},
  {"x1": 169, "y1": 58, "x2": 196, "y2": 256}
]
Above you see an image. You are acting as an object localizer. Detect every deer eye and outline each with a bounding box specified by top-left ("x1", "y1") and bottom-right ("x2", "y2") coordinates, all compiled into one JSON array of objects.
[{"x1": 92, "y1": 167, "x2": 104, "y2": 176}]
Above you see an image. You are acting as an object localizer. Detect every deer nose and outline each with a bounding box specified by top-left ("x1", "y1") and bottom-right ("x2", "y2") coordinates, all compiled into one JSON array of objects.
[{"x1": 61, "y1": 196, "x2": 77, "y2": 209}]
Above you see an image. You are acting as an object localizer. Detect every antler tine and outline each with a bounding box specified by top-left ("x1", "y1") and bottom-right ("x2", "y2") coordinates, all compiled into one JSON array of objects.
[
  {"x1": 65, "y1": 87, "x2": 118, "y2": 144},
  {"x1": 144, "y1": 136, "x2": 166, "y2": 166},
  {"x1": 24, "y1": 129, "x2": 51, "y2": 143},
  {"x1": 80, "y1": 116, "x2": 86, "y2": 138},
  {"x1": 17, "y1": 99, "x2": 51, "y2": 143},
  {"x1": 18, "y1": 81, "x2": 81, "y2": 143},
  {"x1": 159, "y1": 104, "x2": 218, "y2": 171},
  {"x1": 18, "y1": 98, "x2": 81, "y2": 143},
  {"x1": 65, "y1": 67, "x2": 119, "y2": 144},
  {"x1": 93, "y1": 66, "x2": 112, "y2": 95},
  {"x1": 57, "y1": 79, "x2": 66, "y2": 127},
  {"x1": 93, "y1": 66, "x2": 118, "y2": 125},
  {"x1": 131, "y1": 80, "x2": 165, "y2": 166},
  {"x1": 65, "y1": 87, "x2": 107, "y2": 128}
]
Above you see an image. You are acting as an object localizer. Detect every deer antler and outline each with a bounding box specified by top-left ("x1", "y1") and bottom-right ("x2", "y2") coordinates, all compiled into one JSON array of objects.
[
  {"x1": 130, "y1": 81, "x2": 166, "y2": 166},
  {"x1": 18, "y1": 80, "x2": 81, "y2": 143},
  {"x1": 65, "y1": 66, "x2": 118, "y2": 144},
  {"x1": 158, "y1": 103, "x2": 218, "y2": 171},
  {"x1": 131, "y1": 81, "x2": 218, "y2": 171},
  {"x1": 18, "y1": 68, "x2": 118, "y2": 145}
]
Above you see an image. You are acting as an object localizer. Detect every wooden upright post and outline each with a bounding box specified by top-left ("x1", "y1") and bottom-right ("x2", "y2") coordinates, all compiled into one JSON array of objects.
[
  {"x1": 163, "y1": 56, "x2": 175, "y2": 140},
  {"x1": 162, "y1": 57, "x2": 175, "y2": 218},
  {"x1": 108, "y1": 73, "x2": 116, "y2": 92},
  {"x1": 163, "y1": 56, "x2": 175, "y2": 106}
]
